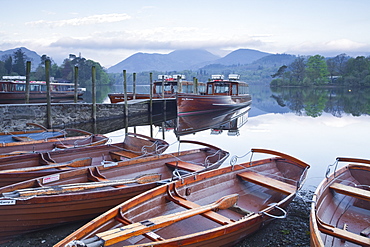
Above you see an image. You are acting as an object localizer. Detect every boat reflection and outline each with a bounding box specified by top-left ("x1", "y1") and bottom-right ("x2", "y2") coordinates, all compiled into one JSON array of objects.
[{"x1": 160, "y1": 106, "x2": 250, "y2": 137}]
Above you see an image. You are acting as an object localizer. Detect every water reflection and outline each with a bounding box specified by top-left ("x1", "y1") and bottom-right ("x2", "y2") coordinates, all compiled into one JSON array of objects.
[
  {"x1": 159, "y1": 107, "x2": 250, "y2": 137},
  {"x1": 267, "y1": 86, "x2": 370, "y2": 117}
]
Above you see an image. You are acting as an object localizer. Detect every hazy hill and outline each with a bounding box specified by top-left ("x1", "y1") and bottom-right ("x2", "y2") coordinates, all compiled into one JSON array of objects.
[
  {"x1": 108, "y1": 48, "x2": 275, "y2": 73},
  {"x1": 252, "y1": 53, "x2": 296, "y2": 66},
  {"x1": 108, "y1": 49, "x2": 220, "y2": 73},
  {"x1": 0, "y1": 47, "x2": 41, "y2": 71},
  {"x1": 213, "y1": 49, "x2": 271, "y2": 65}
]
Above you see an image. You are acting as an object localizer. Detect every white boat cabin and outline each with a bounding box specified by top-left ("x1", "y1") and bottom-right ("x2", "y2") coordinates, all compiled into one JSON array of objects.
[{"x1": 207, "y1": 74, "x2": 248, "y2": 96}]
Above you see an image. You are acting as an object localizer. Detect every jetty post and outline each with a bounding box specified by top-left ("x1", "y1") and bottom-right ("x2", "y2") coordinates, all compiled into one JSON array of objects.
[
  {"x1": 161, "y1": 75, "x2": 165, "y2": 99},
  {"x1": 45, "y1": 59, "x2": 52, "y2": 128},
  {"x1": 74, "y1": 66, "x2": 79, "y2": 103},
  {"x1": 149, "y1": 73, "x2": 153, "y2": 138},
  {"x1": 91, "y1": 66, "x2": 96, "y2": 122},
  {"x1": 123, "y1": 70, "x2": 128, "y2": 133},
  {"x1": 133, "y1": 72, "x2": 136, "y2": 100},
  {"x1": 193, "y1": 77, "x2": 199, "y2": 94},
  {"x1": 177, "y1": 75, "x2": 182, "y2": 93},
  {"x1": 25, "y1": 61, "x2": 31, "y2": 104}
]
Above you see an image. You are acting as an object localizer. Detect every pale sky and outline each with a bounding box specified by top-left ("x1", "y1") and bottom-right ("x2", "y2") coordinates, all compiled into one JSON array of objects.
[{"x1": 1, "y1": 0, "x2": 369, "y2": 68}]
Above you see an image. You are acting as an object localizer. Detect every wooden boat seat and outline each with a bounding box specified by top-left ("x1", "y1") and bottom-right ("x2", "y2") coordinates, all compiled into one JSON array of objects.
[
  {"x1": 165, "y1": 161, "x2": 204, "y2": 172},
  {"x1": 167, "y1": 195, "x2": 234, "y2": 225},
  {"x1": 115, "y1": 211, "x2": 165, "y2": 242},
  {"x1": 317, "y1": 217, "x2": 370, "y2": 246},
  {"x1": 237, "y1": 171, "x2": 296, "y2": 195},
  {"x1": 109, "y1": 150, "x2": 139, "y2": 160},
  {"x1": 329, "y1": 183, "x2": 370, "y2": 201}
]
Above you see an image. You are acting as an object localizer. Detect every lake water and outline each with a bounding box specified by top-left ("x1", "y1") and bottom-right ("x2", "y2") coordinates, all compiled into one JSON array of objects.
[{"x1": 101, "y1": 85, "x2": 370, "y2": 192}]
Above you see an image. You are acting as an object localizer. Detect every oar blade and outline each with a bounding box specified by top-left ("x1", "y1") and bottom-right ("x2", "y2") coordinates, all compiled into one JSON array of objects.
[
  {"x1": 215, "y1": 194, "x2": 239, "y2": 210},
  {"x1": 135, "y1": 173, "x2": 162, "y2": 184}
]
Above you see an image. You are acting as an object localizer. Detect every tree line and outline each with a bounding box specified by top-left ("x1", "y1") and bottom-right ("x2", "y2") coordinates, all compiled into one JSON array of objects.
[
  {"x1": 270, "y1": 54, "x2": 370, "y2": 87},
  {"x1": 2, "y1": 48, "x2": 370, "y2": 89},
  {"x1": 0, "y1": 49, "x2": 112, "y2": 88}
]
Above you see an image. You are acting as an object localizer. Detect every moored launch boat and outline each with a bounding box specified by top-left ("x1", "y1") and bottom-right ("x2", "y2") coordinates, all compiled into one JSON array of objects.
[
  {"x1": 108, "y1": 75, "x2": 204, "y2": 103},
  {"x1": 56, "y1": 148, "x2": 309, "y2": 247},
  {"x1": 310, "y1": 157, "x2": 370, "y2": 247},
  {"x1": 0, "y1": 132, "x2": 169, "y2": 187},
  {"x1": 0, "y1": 140, "x2": 228, "y2": 243},
  {"x1": 177, "y1": 74, "x2": 252, "y2": 116},
  {"x1": 0, "y1": 76, "x2": 84, "y2": 104}
]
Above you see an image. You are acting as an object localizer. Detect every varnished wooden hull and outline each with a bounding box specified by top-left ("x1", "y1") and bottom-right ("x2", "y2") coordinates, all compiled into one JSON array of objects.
[
  {"x1": 0, "y1": 140, "x2": 228, "y2": 243},
  {"x1": 177, "y1": 93, "x2": 252, "y2": 116},
  {"x1": 0, "y1": 91, "x2": 83, "y2": 104},
  {"x1": 56, "y1": 148, "x2": 309, "y2": 247},
  {"x1": 108, "y1": 93, "x2": 175, "y2": 103},
  {"x1": 0, "y1": 133, "x2": 109, "y2": 157},
  {"x1": 310, "y1": 158, "x2": 370, "y2": 247},
  {"x1": 0, "y1": 125, "x2": 66, "y2": 144}
]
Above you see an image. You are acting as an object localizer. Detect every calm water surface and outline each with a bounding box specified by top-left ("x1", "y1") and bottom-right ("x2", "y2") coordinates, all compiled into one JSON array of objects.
[{"x1": 102, "y1": 85, "x2": 370, "y2": 191}]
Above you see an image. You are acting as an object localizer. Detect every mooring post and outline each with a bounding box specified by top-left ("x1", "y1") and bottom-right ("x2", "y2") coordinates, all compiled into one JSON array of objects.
[
  {"x1": 161, "y1": 75, "x2": 165, "y2": 99},
  {"x1": 177, "y1": 75, "x2": 182, "y2": 93},
  {"x1": 25, "y1": 61, "x2": 31, "y2": 104},
  {"x1": 123, "y1": 70, "x2": 128, "y2": 134},
  {"x1": 195, "y1": 78, "x2": 199, "y2": 94},
  {"x1": 133, "y1": 72, "x2": 136, "y2": 100},
  {"x1": 74, "y1": 66, "x2": 79, "y2": 103},
  {"x1": 149, "y1": 73, "x2": 153, "y2": 114},
  {"x1": 193, "y1": 77, "x2": 199, "y2": 94},
  {"x1": 45, "y1": 59, "x2": 52, "y2": 128},
  {"x1": 92, "y1": 66, "x2": 96, "y2": 123},
  {"x1": 149, "y1": 73, "x2": 153, "y2": 138},
  {"x1": 162, "y1": 122, "x2": 165, "y2": 139}
]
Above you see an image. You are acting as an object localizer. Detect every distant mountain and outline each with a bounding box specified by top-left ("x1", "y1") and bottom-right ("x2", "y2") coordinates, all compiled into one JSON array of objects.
[
  {"x1": 108, "y1": 49, "x2": 220, "y2": 73},
  {"x1": 213, "y1": 49, "x2": 271, "y2": 66},
  {"x1": 252, "y1": 53, "x2": 297, "y2": 66},
  {"x1": 0, "y1": 47, "x2": 41, "y2": 71}
]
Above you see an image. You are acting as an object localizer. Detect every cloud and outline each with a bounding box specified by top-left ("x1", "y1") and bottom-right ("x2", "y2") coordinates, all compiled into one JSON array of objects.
[
  {"x1": 26, "y1": 13, "x2": 131, "y2": 27},
  {"x1": 50, "y1": 36, "x2": 263, "y2": 51},
  {"x1": 286, "y1": 39, "x2": 370, "y2": 56},
  {"x1": 49, "y1": 27, "x2": 265, "y2": 51}
]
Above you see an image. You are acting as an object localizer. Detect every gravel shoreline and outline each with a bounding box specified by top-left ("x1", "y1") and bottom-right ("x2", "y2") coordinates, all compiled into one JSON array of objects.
[{"x1": 3, "y1": 190, "x2": 313, "y2": 247}]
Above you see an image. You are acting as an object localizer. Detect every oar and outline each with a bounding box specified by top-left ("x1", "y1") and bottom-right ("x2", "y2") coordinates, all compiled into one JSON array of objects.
[
  {"x1": 93, "y1": 194, "x2": 239, "y2": 246},
  {"x1": 0, "y1": 157, "x2": 92, "y2": 174},
  {"x1": 0, "y1": 151, "x2": 34, "y2": 158},
  {"x1": 26, "y1": 122, "x2": 48, "y2": 131},
  {"x1": 8, "y1": 173, "x2": 161, "y2": 197}
]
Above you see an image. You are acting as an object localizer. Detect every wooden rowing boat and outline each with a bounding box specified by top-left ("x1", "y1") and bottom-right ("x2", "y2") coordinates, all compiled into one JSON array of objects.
[
  {"x1": 0, "y1": 140, "x2": 228, "y2": 243},
  {"x1": 0, "y1": 132, "x2": 168, "y2": 187},
  {"x1": 0, "y1": 123, "x2": 65, "y2": 144},
  {"x1": 310, "y1": 157, "x2": 370, "y2": 247},
  {"x1": 56, "y1": 148, "x2": 309, "y2": 247},
  {"x1": 0, "y1": 127, "x2": 109, "y2": 158}
]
